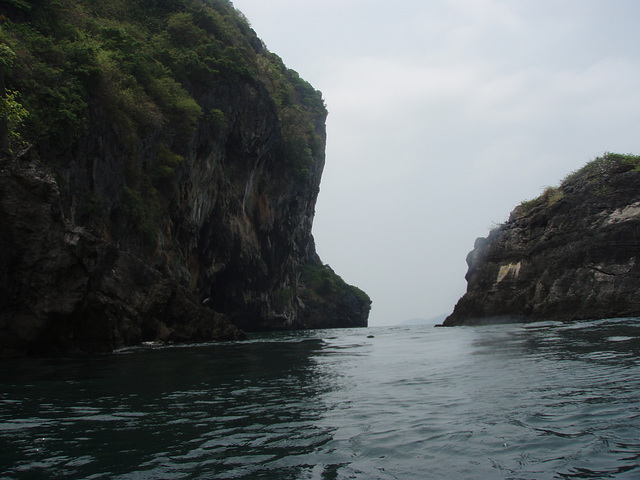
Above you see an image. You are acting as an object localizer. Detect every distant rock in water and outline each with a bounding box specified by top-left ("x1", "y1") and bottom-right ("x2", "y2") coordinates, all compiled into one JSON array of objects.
[
  {"x1": 0, "y1": 0, "x2": 370, "y2": 356},
  {"x1": 445, "y1": 153, "x2": 640, "y2": 326}
]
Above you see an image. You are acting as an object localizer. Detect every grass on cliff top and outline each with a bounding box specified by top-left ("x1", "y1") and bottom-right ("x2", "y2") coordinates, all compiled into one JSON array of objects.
[
  {"x1": 562, "y1": 152, "x2": 640, "y2": 186},
  {"x1": 516, "y1": 152, "x2": 640, "y2": 216},
  {"x1": 517, "y1": 185, "x2": 564, "y2": 215}
]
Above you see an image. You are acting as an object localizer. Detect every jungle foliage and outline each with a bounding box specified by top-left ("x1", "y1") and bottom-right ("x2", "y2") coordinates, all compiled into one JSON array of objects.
[
  {"x1": 0, "y1": 0, "x2": 325, "y2": 167},
  {"x1": 0, "y1": 0, "x2": 326, "y2": 239},
  {"x1": 0, "y1": 0, "x2": 324, "y2": 153}
]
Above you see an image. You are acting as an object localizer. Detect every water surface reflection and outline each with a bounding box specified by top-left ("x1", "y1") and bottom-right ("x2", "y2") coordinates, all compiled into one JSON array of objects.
[
  {"x1": 1, "y1": 336, "x2": 336, "y2": 479},
  {"x1": 1, "y1": 322, "x2": 639, "y2": 479}
]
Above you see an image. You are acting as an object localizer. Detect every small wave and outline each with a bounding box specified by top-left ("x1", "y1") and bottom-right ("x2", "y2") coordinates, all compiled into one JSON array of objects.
[{"x1": 607, "y1": 336, "x2": 635, "y2": 342}]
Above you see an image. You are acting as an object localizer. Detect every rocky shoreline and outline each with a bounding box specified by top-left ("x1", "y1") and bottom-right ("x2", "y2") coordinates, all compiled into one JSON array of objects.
[{"x1": 445, "y1": 154, "x2": 640, "y2": 326}]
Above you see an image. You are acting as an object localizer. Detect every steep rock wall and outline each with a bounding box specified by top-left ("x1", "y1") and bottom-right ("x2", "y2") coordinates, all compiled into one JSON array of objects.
[
  {"x1": 0, "y1": 155, "x2": 244, "y2": 357},
  {"x1": 445, "y1": 154, "x2": 640, "y2": 326},
  {"x1": 0, "y1": 0, "x2": 370, "y2": 355}
]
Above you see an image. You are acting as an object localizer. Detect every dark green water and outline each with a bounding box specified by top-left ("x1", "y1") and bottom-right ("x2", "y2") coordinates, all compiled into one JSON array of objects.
[{"x1": 1, "y1": 318, "x2": 640, "y2": 479}]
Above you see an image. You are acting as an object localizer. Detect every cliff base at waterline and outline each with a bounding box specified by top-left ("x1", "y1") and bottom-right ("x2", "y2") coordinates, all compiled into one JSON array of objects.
[{"x1": 445, "y1": 153, "x2": 640, "y2": 326}]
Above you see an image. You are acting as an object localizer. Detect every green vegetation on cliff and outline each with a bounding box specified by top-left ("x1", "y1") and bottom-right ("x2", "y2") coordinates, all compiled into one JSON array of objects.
[
  {"x1": 562, "y1": 152, "x2": 640, "y2": 188},
  {"x1": 0, "y1": 0, "x2": 325, "y2": 185},
  {"x1": 516, "y1": 153, "x2": 640, "y2": 216},
  {"x1": 0, "y1": 0, "x2": 327, "y2": 250},
  {"x1": 0, "y1": 0, "x2": 371, "y2": 336},
  {"x1": 302, "y1": 264, "x2": 371, "y2": 305}
]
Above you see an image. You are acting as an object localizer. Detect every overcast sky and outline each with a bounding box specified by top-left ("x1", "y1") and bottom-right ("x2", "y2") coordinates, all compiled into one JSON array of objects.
[{"x1": 231, "y1": 0, "x2": 640, "y2": 326}]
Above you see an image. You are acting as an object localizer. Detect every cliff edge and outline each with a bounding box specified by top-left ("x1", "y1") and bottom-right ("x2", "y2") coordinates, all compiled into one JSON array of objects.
[
  {"x1": 445, "y1": 153, "x2": 640, "y2": 326},
  {"x1": 0, "y1": 0, "x2": 370, "y2": 355}
]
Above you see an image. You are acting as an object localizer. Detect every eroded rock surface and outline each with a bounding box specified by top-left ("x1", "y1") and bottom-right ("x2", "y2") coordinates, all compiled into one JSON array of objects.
[
  {"x1": 445, "y1": 154, "x2": 640, "y2": 326},
  {"x1": 0, "y1": 1, "x2": 370, "y2": 355},
  {"x1": 0, "y1": 156, "x2": 244, "y2": 356}
]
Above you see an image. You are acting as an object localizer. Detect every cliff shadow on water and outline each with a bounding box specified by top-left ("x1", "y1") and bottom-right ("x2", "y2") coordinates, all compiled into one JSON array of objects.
[
  {"x1": 445, "y1": 153, "x2": 640, "y2": 326},
  {"x1": 0, "y1": 0, "x2": 370, "y2": 356}
]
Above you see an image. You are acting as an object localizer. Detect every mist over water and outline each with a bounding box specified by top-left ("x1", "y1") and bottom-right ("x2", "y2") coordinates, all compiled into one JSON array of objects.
[{"x1": 1, "y1": 319, "x2": 640, "y2": 479}]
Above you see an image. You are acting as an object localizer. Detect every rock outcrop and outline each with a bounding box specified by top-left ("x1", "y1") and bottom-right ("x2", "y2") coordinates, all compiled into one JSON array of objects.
[
  {"x1": 0, "y1": 154, "x2": 244, "y2": 356},
  {"x1": 0, "y1": 0, "x2": 370, "y2": 355},
  {"x1": 445, "y1": 153, "x2": 640, "y2": 326}
]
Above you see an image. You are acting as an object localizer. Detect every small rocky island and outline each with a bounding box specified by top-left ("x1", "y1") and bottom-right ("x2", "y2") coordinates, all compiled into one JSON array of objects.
[
  {"x1": 0, "y1": 0, "x2": 370, "y2": 356},
  {"x1": 445, "y1": 153, "x2": 640, "y2": 326}
]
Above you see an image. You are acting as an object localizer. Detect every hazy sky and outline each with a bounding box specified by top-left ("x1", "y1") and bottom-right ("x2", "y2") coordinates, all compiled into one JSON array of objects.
[{"x1": 231, "y1": 0, "x2": 640, "y2": 326}]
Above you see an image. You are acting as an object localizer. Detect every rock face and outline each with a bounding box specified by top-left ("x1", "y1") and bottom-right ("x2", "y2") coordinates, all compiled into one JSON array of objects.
[
  {"x1": 0, "y1": 0, "x2": 370, "y2": 355},
  {"x1": 445, "y1": 154, "x2": 640, "y2": 326},
  {"x1": 0, "y1": 155, "x2": 244, "y2": 356}
]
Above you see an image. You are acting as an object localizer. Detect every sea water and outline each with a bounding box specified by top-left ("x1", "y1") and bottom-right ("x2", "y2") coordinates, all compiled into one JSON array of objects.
[{"x1": 1, "y1": 318, "x2": 639, "y2": 479}]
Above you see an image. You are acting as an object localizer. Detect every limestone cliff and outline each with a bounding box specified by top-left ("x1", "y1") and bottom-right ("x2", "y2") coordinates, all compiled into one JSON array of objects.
[
  {"x1": 0, "y1": 155, "x2": 244, "y2": 356},
  {"x1": 445, "y1": 153, "x2": 640, "y2": 326},
  {"x1": 0, "y1": 0, "x2": 370, "y2": 355}
]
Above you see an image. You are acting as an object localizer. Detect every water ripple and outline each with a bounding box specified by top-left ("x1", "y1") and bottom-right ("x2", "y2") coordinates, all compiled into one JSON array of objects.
[{"x1": 1, "y1": 320, "x2": 639, "y2": 479}]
